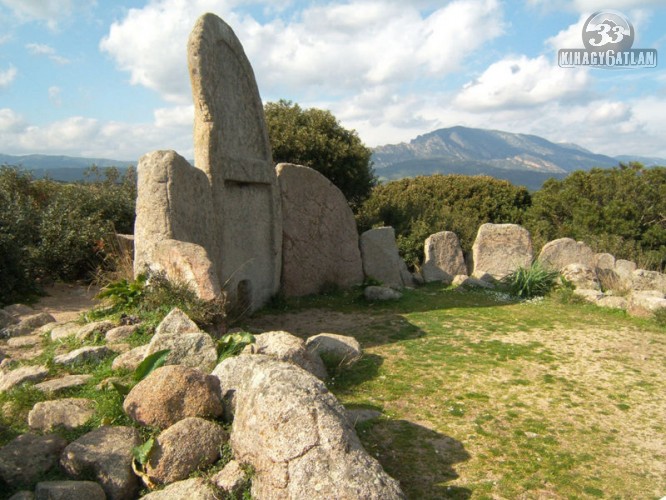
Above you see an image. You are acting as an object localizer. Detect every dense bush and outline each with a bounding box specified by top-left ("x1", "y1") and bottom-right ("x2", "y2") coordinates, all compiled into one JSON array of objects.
[
  {"x1": 357, "y1": 174, "x2": 532, "y2": 267},
  {"x1": 265, "y1": 100, "x2": 375, "y2": 207},
  {"x1": 0, "y1": 166, "x2": 136, "y2": 306},
  {"x1": 524, "y1": 164, "x2": 666, "y2": 270}
]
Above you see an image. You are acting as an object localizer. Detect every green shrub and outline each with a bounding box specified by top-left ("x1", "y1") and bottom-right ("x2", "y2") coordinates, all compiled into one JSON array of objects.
[{"x1": 501, "y1": 263, "x2": 559, "y2": 299}]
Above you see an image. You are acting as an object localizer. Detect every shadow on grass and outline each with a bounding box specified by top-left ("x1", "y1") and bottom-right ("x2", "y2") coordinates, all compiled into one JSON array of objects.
[{"x1": 358, "y1": 418, "x2": 472, "y2": 499}]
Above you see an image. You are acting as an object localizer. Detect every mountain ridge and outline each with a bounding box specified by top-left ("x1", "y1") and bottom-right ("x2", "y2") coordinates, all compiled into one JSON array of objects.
[{"x1": 371, "y1": 126, "x2": 660, "y2": 189}]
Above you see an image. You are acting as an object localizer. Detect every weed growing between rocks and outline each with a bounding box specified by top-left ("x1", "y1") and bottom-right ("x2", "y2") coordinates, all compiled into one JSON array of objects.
[
  {"x1": 501, "y1": 262, "x2": 559, "y2": 299},
  {"x1": 90, "y1": 271, "x2": 226, "y2": 334}
]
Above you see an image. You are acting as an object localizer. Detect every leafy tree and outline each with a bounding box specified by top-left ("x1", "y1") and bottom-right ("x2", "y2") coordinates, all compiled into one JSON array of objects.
[
  {"x1": 357, "y1": 174, "x2": 532, "y2": 267},
  {"x1": 264, "y1": 99, "x2": 375, "y2": 207},
  {"x1": 524, "y1": 163, "x2": 666, "y2": 269}
]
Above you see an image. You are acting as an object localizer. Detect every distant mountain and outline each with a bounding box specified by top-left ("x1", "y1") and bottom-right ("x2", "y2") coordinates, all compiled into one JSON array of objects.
[
  {"x1": 615, "y1": 155, "x2": 666, "y2": 167},
  {"x1": 372, "y1": 126, "x2": 627, "y2": 190},
  {"x1": 0, "y1": 154, "x2": 135, "y2": 182}
]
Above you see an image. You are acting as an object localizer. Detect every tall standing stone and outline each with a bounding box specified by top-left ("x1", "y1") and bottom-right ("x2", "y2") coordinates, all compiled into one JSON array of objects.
[
  {"x1": 421, "y1": 231, "x2": 467, "y2": 283},
  {"x1": 188, "y1": 13, "x2": 281, "y2": 311},
  {"x1": 134, "y1": 14, "x2": 281, "y2": 312},
  {"x1": 472, "y1": 223, "x2": 533, "y2": 281},
  {"x1": 277, "y1": 163, "x2": 363, "y2": 296}
]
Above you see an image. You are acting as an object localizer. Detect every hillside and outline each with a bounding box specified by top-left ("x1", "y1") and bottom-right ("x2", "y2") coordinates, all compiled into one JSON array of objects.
[
  {"x1": 372, "y1": 126, "x2": 626, "y2": 189},
  {"x1": 0, "y1": 154, "x2": 135, "y2": 182}
]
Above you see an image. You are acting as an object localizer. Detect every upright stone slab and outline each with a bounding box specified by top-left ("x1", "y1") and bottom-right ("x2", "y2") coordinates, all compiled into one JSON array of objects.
[
  {"x1": 472, "y1": 223, "x2": 533, "y2": 281},
  {"x1": 537, "y1": 238, "x2": 595, "y2": 271},
  {"x1": 360, "y1": 227, "x2": 406, "y2": 289},
  {"x1": 421, "y1": 231, "x2": 467, "y2": 283},
  {"x1": 134, "y1": 14, "x2": 281, "y2": 312},
  {"x1": 277, "y1": 163, "x2": 363, "y2": 297},
  {"x1": 188, "y1": 13, "x2": 281, "y2": 311}
]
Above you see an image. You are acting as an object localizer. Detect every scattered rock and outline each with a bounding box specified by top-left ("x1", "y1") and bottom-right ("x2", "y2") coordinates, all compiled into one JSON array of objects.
[
  {"x1": 614, "y1": 259, "x2": 637, "y2": 285},
  {"x1": 305, "y1": 333, "x2": 361, "y2": 368},
  {"x1": 211, "y1": 460, "x2": 248, "y2": 498},
  {"x1": 34, "y1": 481, "x2": 105, "y2": 500},
  {"x1": 112, "y1": 345, "x2": 149, "y2": 372},
  {"x1": 49, "y1": 322, "x2": 81, "y2": 341},
  {"x1": 0, "y1": 433, "x2": 67, "y2": 488},
  {"x1": 3, "y1": 313, "x2": 57, "y2": 338},
  {"x1": 34, "y1": 374, "x2": 93, "y2": 393},
  {"x1": 364, "y1": 286, "x2": 402, "y2": 301},
  {"x1": 360, "y1": 227, "x2": 408, "y2": 289},
  {"x1": 573, "y1": 289, "x2": 604, "y2": 303},
  {"x1": 7, "y1": 336, "x2": 41, "y2": 348},
  {"x1": 139, "y1": 477, "x2": 218, "y2": 500},
  {"x1": 146, "y1": 330, "x2": 217, "y2": 373},
  {"x1": 594, "y1": 253, "x2": 615, "y2": 270},
  {"x1": 561, "y1": 263, "x2": 600, "y2": 290},
  {"x1": 28, "y1": 398, "x2": 94, "y2": 432},
  {"x1": 155, "y1": 308, "x2": 200, "y2": 336},
  {"x1": 53, "y1": 346, "x2": 110, "y2": 366},
  {"x1": 0, "y1": 365, "x2": 49, "y2": 392},
  {"x1": 244, "y1": 331, "x2": 328, "y2": 380},
  {"x1": 452, "y1": 275, "x2": 494, "y2": 289},
  {"x1": 421, "y1": 231, "x2": 467, "y2": 284},
  {"x1": 212, "y1": 355, "x2": 405, "y2": 499},
  {"x1": 538, "y1": 237, "x2": 595, "y2": 271},
  {"x1": 627, "y1": 291, "x2": 666, "y2": 318},
  {"x1": 7, "y1": 490, "x2": 34, "y2": 500},
  {"x1": 277, "y1": 163, "x2": 364, "y2": 297},
  {"x1": 631, "y1": 269, "x2": 666, "y2": 293},
  {"x1": 75, "y1": 320, "x2": 116, "y2": 341},
  {"x1": 3, "y1": 304, "x2": 34, "y2": 317},
  {"x1": 60, "y1": 426, "x2": 140, "y2": 500},
  {"x1": 105, "y1": 324, "x2": 140, "y2": 343},
  {"x1": 0, "y1": 309, "x2": 18, "y2": 329},
  {"x1": 145, "y1": 417, "x2": 227, "y2": 485},
  {"x1": 123, "y1": 364, "x2": 223, "y2": 430},
  {"x1": 472, "y1": 223, "x2": 533, "y2": 281},
  {"x1": 597, "y1": 296, "x2": 628, "y2": 310}
]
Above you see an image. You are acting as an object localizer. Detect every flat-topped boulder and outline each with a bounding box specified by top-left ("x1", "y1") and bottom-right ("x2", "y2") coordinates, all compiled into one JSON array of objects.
[
  {"x1": 472, "y1": 223, "x2": 533, "y2": 281},
  {"x1": 422, "y1": 231, "x2": 467, "y2": 284}
]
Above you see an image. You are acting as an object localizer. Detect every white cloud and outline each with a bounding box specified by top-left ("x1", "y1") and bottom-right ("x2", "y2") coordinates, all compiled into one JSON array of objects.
[
  {"x1": 454, "y1": 55, "x2": 590, "y2": 111},
  {"x1": 546, "y1": 15, "x2": 587, "y2": 51},
  {"x1": 100, "y1": 0, "x2": 504, "y2": 102},
  {"x1": 154, "y1": 105, "x2": 194, "y2": 128},
  {"x1": 25, "y1": 42, "x2": 70, "y2": 64},
  {"x1": 0, "y1": 108, "x2": 25, "y2": 132},
  {"x1": 527, "y1": 0, "x2": 663, "y2": 11},
  {"x1": 0, "y1": 0, "x2": 97, "y2": 29},
  {"x1": 0, "y1": 64, "x2": 17, "y2": 87}
]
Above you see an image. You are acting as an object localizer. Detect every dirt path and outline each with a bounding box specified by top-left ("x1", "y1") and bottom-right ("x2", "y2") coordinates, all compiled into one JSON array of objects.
[{"x1": 32, "y1": 283, "x2": 101, "y2": 322}]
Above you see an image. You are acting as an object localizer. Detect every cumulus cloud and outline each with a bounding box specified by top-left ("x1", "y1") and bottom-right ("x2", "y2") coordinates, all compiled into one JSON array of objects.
[
  {"x1": 25, "y1": 43, "x2": 70, "y2": 64},
  {"x1": 100, "y1": 0, "x2": 504, "y2": 102},
  {"x1": 0, "y1": 108, "x2": 26, "y2": 132},
  {"x1": 527, "y1": 0, "x2": 663, "y2": 11},
  {"x1": 0, "y1": 0, "x2": 97, "y2": 29},
  {"x1": 0, "y1": 64, "x2": 17, "y2": 88},
  {"x1": 453, "y1": 55, "x2": 590, "y2": 111}
]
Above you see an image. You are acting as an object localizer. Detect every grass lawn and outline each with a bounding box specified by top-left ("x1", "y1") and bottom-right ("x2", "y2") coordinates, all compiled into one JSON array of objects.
[{"x1": 250, "y1": 285, "x2": 666, "y2": 499}]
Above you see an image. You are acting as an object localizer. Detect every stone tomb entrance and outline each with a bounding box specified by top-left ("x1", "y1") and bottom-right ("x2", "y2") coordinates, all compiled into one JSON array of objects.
[{"x1": 134, "y1": 13, "x2": 282, "y2": 312}]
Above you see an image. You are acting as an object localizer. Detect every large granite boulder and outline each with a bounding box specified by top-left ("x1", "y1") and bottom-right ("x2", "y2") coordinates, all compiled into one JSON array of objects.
[
  {"x1": 212, "y1": 355, "x2": 405, "y2": 499},
  {"x1": 60, "y1": 426, "x2": 141, "y2": 500},
  {"x1": 145, "y1": 417, "x2": 228, "y2": 485},
  {"x1": 561, "y1": 264, "x2": 600, "y2": 290},
  {"x1": 277, "y1": 163, "x2": 363, "y2": 297},
  {"x1": 360, "y1": 227, "x2": 408, "y2": 289},
  {"x1": 244, "y1": 331, "x2": 327, "y2": 380},
  {"x1": 123, "y1": 365, "x2": 223, "y2": 430},
  {"x1": 472, "y1": 223, "x2": 533, "y2": 281},
  {"x1": 631, "y1": 269, "x2": 666, "y2": 293},
  {"x1": 537, "y1": 237, "x2": 595, "y2": 271},
  {"x1": 0, "y1": 434, "x2": 67, "y2": 488},
  {"x1": 421, "y1": 231, "x2": 467, "y2": 284}
]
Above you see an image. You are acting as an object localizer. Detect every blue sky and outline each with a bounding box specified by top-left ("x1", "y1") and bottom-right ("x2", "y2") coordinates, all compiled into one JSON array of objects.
[{"x1": 1, "y1": 0, "x2": 665, "y2": 162}]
